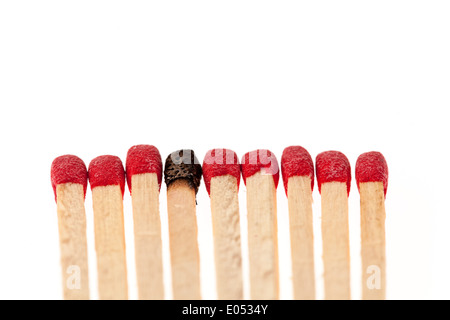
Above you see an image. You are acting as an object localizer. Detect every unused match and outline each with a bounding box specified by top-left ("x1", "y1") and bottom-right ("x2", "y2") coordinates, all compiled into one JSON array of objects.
[
  {"x1": 203, "y1": 148, "x2": 243, "y2": 300},
  {"x1": 356, "y1": 151, "x2": 388, "y2": 300},
  {"x1": 89, "y1": 155, "x2": 128, "y2": 300},
  {"x1": 316, "y1": 151, "x2": 351, "y2": 300},
  {"x1": 281, "y1": 146, "x2": 315, "y2": 300},
  {"x1": 241, "y1": 149, "x2": 280, "y2": 300},
  {"x1": 51, "y1": 155, "x2": 90, "y2": 300},
  {"x1": 126, "y1": 145, "x2": 164, "y2": 300}
]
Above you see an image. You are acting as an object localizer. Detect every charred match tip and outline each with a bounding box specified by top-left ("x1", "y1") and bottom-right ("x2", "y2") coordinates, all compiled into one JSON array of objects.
[
  {"x1": 241, "y1": 149, "x2": 279, "y2": 188},
  {"x1": 164, "y1": 149, "x2": 202, "y2": 194},
  {"x1": 355, "y1": 151, "x2": 388, "y2": 197},
  {"x1": 51, "y1": 155, "x2": 88, "y2": 202},
  {"x1": 126, "y1": 144, "x2": 163, "y2": 193},
  {"x1": 202, "y1": 148, "x2": 241, "y2": 196},
  {"x1": 281, "y1": 146, "x2": 314, "y2": 196},
  {"x1": 88, "y1": 155, "x2": 126, "y2": 197},
  {"x1": 316, "y1": 150, "x2": 351, "y2": 196}
]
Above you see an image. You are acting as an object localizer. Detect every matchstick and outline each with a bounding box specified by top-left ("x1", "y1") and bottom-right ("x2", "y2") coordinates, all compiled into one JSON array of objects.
[
  {"x1": 203, "y1": 148, "x2": 243, "y2": 300},
  {"x1": 241, "y1": 149, "x2": 280, "y2": 300},
  {"x1": 164, "y1": 149, "x2": 202, "y2": 300},
  {"x1": 281, "y1": 146, "x2": 315, "y2": 300},
  {"x1": 88, "y1": 155, "x2": 128, "y2": 300},
  {"x1": 356, "y1": 151, "x2": 388, "y2": 300},
  {"x1": 316, "y1": 151, "x2": 352, "y2": 300},
  {"x1": 51, "y1": 155, "x2": 90, "y2": 300},
  {"x1": 126, "y1": 145, "x2": 164, "y2": 300}
]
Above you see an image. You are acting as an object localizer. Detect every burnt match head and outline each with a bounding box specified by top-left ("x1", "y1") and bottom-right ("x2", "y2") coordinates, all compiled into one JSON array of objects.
[
  {"x1": 355, "y1": 151, "x2": 388, "y2": 197},
  {"x1": 202, "y1": 148, "x2": 241, "y2": 196},
  {"x1": 164, "y1": 149, "x2": 202, "y2": 194},
  {"x1": 316, "y1": 151, "x2": 351, "y2": 196},
  {"x1": 281, "y1": 146, "x2": 314, "y2": 195},
  {"x1": 241, "y1": 149, "x2": 279, "y2": 188},
  {"x1": 126, "y1": 145, "x2": 163, "y2": 193},
  {"x1": 51, "y1": 155, "x2": 88, "y2": 202},
  {"x1": 88, "y1": 155, "x2": 126, "y2": 197}
]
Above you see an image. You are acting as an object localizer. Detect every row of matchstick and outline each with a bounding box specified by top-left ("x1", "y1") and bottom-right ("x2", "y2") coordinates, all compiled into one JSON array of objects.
[{"x1": 51, "y1": 145, "x2": 388, "y2": 300}]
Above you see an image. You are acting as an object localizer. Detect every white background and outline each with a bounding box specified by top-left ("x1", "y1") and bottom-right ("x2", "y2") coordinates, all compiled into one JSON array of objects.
[{"x1": 0, "y1": 1, "x2": 449, "y2": 300}]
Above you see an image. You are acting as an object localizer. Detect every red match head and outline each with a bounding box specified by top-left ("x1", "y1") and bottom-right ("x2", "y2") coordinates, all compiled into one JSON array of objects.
[
  {"x1": 355, "y1": 151, "x2": 388, "y2": 197},
  {"x1": 126, "y1": 145, "x2": 163, "y2": 193},
  {"x1": 281, "y1": 146, "x2": 314, "y2": 196},
  {"x1": 51, "y1": 155, "x2": 88, "y2": 202},
  {"x1": 241, "y1": 149, "x2": 279, "y2": 188},
  {"x1": 315, "y1": 151, "x2": 351, "y2": 196},
  {"x1": 88, "y1": 155, "x2": 125, "y2": 197},
  {"x1": 202, "y1": 149, "x2": 241, "y2": 196}
]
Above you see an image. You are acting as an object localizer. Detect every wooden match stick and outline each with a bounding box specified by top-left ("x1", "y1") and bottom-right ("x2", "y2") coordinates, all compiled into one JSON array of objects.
[
  {"x1": 316, "y1": 151, "x2": 352, "y2": 300},
  {"x1": 356, "y1": 151, "x2": 388, "y2": 300},
  {"x1": 164, "y1": 149, "x2": 202, "y2": 300},
  {"x1": 126, "y1": 145, "x2": 164, "y2": 300},
  {"x1": 51, "y1": 155, "x2": 90, "y2": 300},
  {"x1": 281, "y1": 146, "x2": 316, "y2": 300},
  {"x1": 241, "y1": 149, "x2": 280, "y2": 300},
  {"x1": 88, "y1": 155, "x2": 128, "y2": 300},
  {"x1": 203, "y1": 148, "x2": 243, "y2": 300}
]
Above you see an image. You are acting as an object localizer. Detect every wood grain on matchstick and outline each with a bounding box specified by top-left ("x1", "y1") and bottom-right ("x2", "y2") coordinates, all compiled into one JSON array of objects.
[
  {"x1": 209, "y1": 176, "x2": 243, "y2": 299},
  {"x1": 359, "y1": 182, "x2": 386, "y2": 300},
  {"x1": 287, "y1": 176, "x2": 315, "y2": 300},
  {"x1": 320, "y1": 181, "x2": 351, "y2": 300},
  {"x1": 130, "y1": 173, "x2": 164, "y2": 300},
  {"x1": 56, "y1": 183, "x2": 90, "y2": 300},
  {"x1": 166, "y1": 179, "x2": 201, "y2": 300}
]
